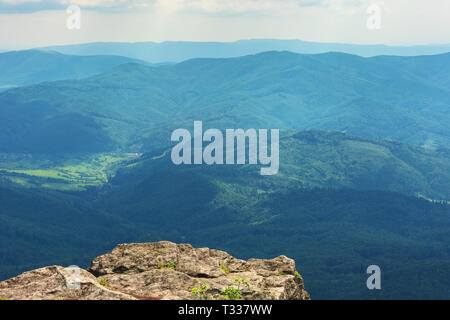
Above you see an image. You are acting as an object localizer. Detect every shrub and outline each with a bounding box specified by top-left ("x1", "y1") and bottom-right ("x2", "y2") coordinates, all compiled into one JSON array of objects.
[
  {"x1": 98, "y1": 278, "x2": 109, "y2": 288},
  {"x1": 220, "y1": 263, "x2": 230, "y2": 275},
  {"x1": 192, "y1": 283, "x2": 211, "y2": 300},
  {"x1": 220, "y1": 286, "x2": 242, "y2": 300},
  {"x1": 166, "y1": 261, "x2": 177, "y2": 271}
]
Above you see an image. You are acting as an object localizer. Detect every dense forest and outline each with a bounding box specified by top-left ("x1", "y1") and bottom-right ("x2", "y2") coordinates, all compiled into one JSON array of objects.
[
  {"x1": 0, "y1": 49, "x2": 449, "y2": 300},
  {"x1": 1, "y1": 148, "x2": 450, "y2": 299}
]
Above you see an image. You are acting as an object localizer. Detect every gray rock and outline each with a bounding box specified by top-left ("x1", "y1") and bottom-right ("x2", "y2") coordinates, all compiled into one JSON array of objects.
[
  {"x1": 0, "y1": 265, "x2": 136, "y2": 300},
  {"x1": 0, "y1": 241, "x2": 310, "y2": 300}
]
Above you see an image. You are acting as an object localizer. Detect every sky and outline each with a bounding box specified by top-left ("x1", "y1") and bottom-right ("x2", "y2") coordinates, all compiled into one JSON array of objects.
[{"x1": 0, "y1": 0, "x2": 449, "y2": 50}]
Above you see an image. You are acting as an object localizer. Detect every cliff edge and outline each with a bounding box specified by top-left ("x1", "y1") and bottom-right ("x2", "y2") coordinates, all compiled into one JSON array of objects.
[{"x1": 0, "y1": 241, "x2": 310, "y2": 300}]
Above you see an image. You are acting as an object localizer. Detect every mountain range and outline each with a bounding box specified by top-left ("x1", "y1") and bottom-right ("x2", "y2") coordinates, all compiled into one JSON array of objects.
[
  {"x1": 41, "y1": 39, "x2": 450, "y2": 63},
  {"x1": 0, "y1": 43, "x2": 449, "y2": 300},
  {"x1": 0, "y1": 51, "x2": 449, "y2": 154}
]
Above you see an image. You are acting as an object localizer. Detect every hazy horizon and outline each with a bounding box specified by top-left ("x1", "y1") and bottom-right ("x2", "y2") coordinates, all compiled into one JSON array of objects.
[
  {"x1": 1, "y1": 0, "x2": 449, "y2": 50},
  {"x1": 1, "y1": 38, "x2": 450, "y2": 54}
]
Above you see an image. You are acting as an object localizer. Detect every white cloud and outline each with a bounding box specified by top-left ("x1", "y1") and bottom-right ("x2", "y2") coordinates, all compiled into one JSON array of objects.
[
  {"x1": 0, "y1": 0, "x2": 375, "y2": 13},
  {"x1": 0, "y1": 0, "x2": 41, "y2": 3},
  {"x1": 0, "y1": 0, "x2": 448, "y2": 49},
  {"x1": 154, "y1": 0, "x2": 342, "y2": 14},
  {"x1": 58, "y1": 0, "x2": 140, "y2": 9}
]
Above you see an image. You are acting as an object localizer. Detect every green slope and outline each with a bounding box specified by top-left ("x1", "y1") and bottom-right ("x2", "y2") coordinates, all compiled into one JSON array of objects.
[
  {"x1": 111, "y1": 130, "x2": 450, "y2": 201},
  {"x1": 87, "y1": 131, "x2": 450, "y2": 299},
  {"x1": 1, "y1": 163, "x2": 449, "y2": 299},
  {"x1": 93, "y1": 150, "x2": 450, "y2": 299},
  {"x1": 0, "y1": 51, "x2": 449, "y2": 154}
]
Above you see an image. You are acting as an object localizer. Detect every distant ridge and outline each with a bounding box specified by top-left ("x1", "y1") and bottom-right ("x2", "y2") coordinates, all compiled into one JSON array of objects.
[
  {"x1": 41, "y1": 39, "x2": 450, "y2": 63},
  {"x1": 1, "y1": 50, "x2": 448, "y2": 153},
  {"x1": 0, "y1": 50, "x2": 148, "y2": 89}
]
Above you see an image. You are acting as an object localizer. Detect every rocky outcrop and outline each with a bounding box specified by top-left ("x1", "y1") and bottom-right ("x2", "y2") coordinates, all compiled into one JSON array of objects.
[
  {"x1": 0, "y1": 266, "x2": 135, "y2": 300},
  {"x1": 0, "y1": 241, "x2": 310, "y2": 300}
]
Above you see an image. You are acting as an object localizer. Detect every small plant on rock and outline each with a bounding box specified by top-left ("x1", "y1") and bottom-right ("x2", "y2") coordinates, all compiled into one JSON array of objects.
[
  {"x1": 220, "y1": 263, "x2": 230, "y2": 275},
  {"x1": 220, "y1": 277, "x2": 251, "y2": 300},
  {"x1": 157, "y1": 261, "x2": 177, "y2": 270},
  {"x1": 232, "y1": 277, "x2": 251, "y2": 291},
  {"x1": 98, "y1": 278, "x2": 109, "y2": 288},
  {"x1": 220, "y1": 286, "x2": 242, "y2": 300},
  {"x1": 192, "y1": 283, "x2": 212, "y2": 300},
  {"x1": 166, "y1": 261, "x2": 177, "y2": 271}
]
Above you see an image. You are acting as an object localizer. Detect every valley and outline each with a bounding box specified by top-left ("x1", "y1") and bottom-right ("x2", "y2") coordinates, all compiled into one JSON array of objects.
[
  {"x1": 0, "y1": 48, "x2": 449, "y2": 300},
  {"x1": 0, "y1": 153, "x2": 140, "y2": 191},
  {"x1": 1, "y1": 130, "x2": 449, "y2": 299}
]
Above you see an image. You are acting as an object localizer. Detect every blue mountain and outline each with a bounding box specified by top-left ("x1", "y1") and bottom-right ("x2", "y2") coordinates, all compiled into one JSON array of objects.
[
  {"x1": 0, "y1": 50, "x2": 148, "y2": 90},
  {"x1": 42, "y1": 39, "x2": 450, "y2": 63}
]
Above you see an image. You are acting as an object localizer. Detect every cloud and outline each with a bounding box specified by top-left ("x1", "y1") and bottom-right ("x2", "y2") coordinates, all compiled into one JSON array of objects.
[
  {"x1": 0, "y1": 0, "x2": 63, "y2": 13},
  {"x1": 59, "y1": 0, "x2": 148, "y2": 9},
  {"x1": 0, "y1": 0, "x2": 371, "y2": 14},
  {"x1": 0, "y1": 0, "x2": 141, "y2": 13},
  {"x1": 0, "y1": 0, "x2": 41, "y2": 4},
  {"x1": 1, "y1": 0, "x2": 449, "y2": 49},
  {"x1": 155, "y1": 0, "x2": 334, "y2": 14}
]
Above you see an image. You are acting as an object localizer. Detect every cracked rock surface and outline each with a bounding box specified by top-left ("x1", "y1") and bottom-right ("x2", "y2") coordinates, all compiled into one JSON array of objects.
[{"x1": 0, "y1": 241, "x2": 310, "y2": 300}]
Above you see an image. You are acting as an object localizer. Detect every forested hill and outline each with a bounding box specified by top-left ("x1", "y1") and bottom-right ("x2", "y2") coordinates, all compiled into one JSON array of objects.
[
  {"x1": 1, "y1": 48, "x2": 449, "y2": 300},
  {"x1": 110, "y1": 130, "x2": 450, "y2": 201},
  {"x1": 1, "y1": 168, "x2": 450, "y2": 299},
  {"x1": 0, "y1": 51, "x2": 449, "y2": 153}
]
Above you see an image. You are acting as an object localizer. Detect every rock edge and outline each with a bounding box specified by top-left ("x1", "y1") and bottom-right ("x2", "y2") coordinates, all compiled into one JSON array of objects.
[{"x1": 0, "y1": 241, "x2": 310, "y2": 300}]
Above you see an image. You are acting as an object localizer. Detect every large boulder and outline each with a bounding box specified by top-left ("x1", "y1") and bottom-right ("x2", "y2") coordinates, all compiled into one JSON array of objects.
[
  {"x1": 0, "y1": 265, "x2": 135, "y2": 300},
  {"x1": 88, "y1": 241, "x2": 310, "y2": 300},
  {"x1": 0, "y1": 241, "x2": 310, "y2": 300}
]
